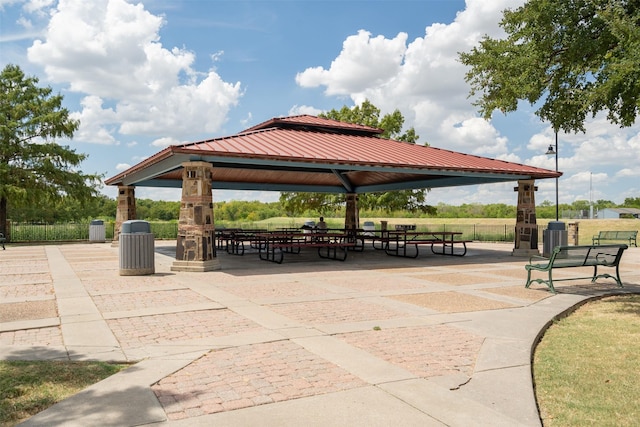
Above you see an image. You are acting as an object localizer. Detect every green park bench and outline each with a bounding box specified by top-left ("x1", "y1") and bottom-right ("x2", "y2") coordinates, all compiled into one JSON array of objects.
[
  {"x1": 525, "y1": 244, "x2": 628, "y2": 293},
  {"x1": 592, "y1": 230, "x2": 637, "y2": 247}
]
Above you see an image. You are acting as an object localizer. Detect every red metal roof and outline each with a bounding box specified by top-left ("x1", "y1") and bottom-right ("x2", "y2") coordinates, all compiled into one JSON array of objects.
[
  {"x1": 175, "y1": 127, "x2": 542, "y2": 174},
  {"x1": 241, "y1": 114, "x2": 384, "y2": 135},
  {"x1": 105, "y1": 115, "x2": 560, "y2": 193}
]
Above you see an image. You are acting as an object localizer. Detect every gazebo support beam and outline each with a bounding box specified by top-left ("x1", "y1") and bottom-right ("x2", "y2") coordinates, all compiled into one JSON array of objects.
[{"x1": 344, "y1": 193, "x2": 359, "y2": 231}]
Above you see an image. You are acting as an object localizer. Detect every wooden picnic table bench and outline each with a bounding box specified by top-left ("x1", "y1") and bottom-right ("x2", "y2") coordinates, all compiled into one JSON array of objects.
[
  {"x1": 525, "y1": 244, "x2": 628, "y2": 293},
  {"x1": 257, "y1": 232, "x2": 355, "y2": 263},
  {"x1": 382, "y1": 231, "x2": 471, "y2": 258},
  {"x1": 592, "y1": 230, "x2": 637, "y2": 247}
]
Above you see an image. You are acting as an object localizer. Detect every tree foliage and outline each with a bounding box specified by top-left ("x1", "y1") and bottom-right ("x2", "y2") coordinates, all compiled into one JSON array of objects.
[
  {"x1": 0, "y1": 64, "x2": 102, "y2": 234},
  {"x1": 280, "y1": 100, "x2": 435, "y2": 216},
  {"x1": 622, "y1": 197, "x2": 640, "y2": 208},
  {"x1": 460, "y1": 0, "x2": 640, "y2": 132}
]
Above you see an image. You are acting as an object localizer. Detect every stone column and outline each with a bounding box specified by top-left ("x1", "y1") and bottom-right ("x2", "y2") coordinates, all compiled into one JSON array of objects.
[
  {"x1": 512, "y1": 180, "x2": 540, "y2": 256},
  {"x1": 171, "y1": 161, "x2": 220, "y2": 272},
  {"x1": 112, "y1": 185, "x2": 136, "y2": 246},
  {"x1": 344, "y1": 193, "x2": 360, "y2": 230}
]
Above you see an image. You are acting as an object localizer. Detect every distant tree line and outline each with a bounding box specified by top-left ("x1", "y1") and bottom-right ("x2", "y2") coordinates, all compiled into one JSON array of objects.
[{"x1": 8, "y1": 196, "x2": 639, "y2": 224}]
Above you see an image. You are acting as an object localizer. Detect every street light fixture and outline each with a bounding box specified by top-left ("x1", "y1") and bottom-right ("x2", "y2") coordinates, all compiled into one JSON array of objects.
[{"x1": 545, "y1": 131, "x2": 559, "y2": 221}]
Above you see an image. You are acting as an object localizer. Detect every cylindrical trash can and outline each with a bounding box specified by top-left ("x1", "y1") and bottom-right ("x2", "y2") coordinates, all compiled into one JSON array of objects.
[
  {"x1": 543, "y1": 221, "x2": 568, "y2": 257},
  {"x1": 119, "y1": 220, "x2": 155, "y2": 276},
  {"x1": 89, "y1": 219, "x2": 106, "y2": 243}
]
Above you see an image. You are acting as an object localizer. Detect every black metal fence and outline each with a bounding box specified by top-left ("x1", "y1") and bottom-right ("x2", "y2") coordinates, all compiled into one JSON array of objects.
[
  {"x1": 4, "y1": 221, "x2": 530, "y2": 243},
  {"x1": 5, "y1": 222, "x2": 180, "y2": 243}
]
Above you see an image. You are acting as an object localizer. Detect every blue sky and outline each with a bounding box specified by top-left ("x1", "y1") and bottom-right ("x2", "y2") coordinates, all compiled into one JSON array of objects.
[{"x1": 1, "y1": 0, "x2": 639, "y2": 209}]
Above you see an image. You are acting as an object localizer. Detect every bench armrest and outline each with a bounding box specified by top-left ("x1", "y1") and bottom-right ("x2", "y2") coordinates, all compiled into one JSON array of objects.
[{"x1": 528, "y1": 254, "x2": 549, "y2": 264}]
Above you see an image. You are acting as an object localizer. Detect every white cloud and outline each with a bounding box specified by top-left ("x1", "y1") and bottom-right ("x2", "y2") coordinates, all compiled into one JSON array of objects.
[
  {"x1": 616, "y1": 168, "x2": 640, "y2": 178},
  {"x1": 295, "y1": 0, "x2": 525, "y2": 156},
  {"x1": 296, "y1": 30, "x2": 408, "y2": 96},
  {"x1": 115, "y1": 162, "x2": 130, "y2": 171},
  {"x1": 26, "y1": 0, "x2": 242, "y2": 143},
  {"x1": 151, "y1": 136, "x2": 181, "y2": 147},
  {"x1": 70, "y1": 95, "x2": 118, "y2": 145},
  {"x1": 288, "y1": 104, "x2": 323, "y2": 116}
]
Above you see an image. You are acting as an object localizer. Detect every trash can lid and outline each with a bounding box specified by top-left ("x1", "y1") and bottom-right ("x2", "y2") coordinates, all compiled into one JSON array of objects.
[
  {"x1": 90, "y1": 219, "x2": 104, "y2": 225},
  {"x1": 547, "y1": 221, "x2": 566, "y2": 230},
  {"x1": 121, "y1": 220, "x2": 151, "y2": 234}
]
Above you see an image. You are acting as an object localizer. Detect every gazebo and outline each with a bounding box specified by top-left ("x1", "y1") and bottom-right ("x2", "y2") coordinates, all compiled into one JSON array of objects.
[{"x1": 105, "y1": 115, "x2": 560, "y2": 271}]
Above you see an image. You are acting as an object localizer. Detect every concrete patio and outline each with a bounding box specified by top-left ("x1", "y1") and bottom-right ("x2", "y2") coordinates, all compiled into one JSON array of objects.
[{"x1": 1, "y1": 241, "x2": 638, "y2": 426}]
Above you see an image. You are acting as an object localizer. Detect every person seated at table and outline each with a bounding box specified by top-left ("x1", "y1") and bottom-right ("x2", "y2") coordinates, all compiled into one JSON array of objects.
[{"x1": 316, "y1": 216, "x2": 328, "y2": 231}]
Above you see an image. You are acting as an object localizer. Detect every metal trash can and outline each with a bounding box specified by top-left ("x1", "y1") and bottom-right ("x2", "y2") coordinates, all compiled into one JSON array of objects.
[
  {"x1": 89, "y1": 219, "x2": 106, "y2": 243},
  {"x1": 119, "y1": 220, "x2": 155, "y2": 276},
  {"x1": 543, "y1": 221, "x2": 568, "y2": 257}
]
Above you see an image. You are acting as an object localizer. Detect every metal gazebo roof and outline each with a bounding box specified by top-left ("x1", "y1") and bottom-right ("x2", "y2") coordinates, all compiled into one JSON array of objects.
[{"x1": 105, "y1": 115, "x2": 560, "y2": 193}]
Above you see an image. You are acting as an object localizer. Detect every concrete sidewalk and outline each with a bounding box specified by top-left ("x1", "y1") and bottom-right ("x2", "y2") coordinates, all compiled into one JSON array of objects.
[{"x1": 1, "y1": 241, "x2": 639, "y2": 426}]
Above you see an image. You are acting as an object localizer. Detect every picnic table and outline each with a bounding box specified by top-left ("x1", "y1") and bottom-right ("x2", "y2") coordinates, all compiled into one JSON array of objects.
[
  {"x1": 256, "y1": 232, "x2": 355, "y2": 263},
  {"x1": 381, "y1": 230, "x2": 470, "y2": 257},
  {"x1": 216, "y1": 228, "x2": 268, "y2": 255}
]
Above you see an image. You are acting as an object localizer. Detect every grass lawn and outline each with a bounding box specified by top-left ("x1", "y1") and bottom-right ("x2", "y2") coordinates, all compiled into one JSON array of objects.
[
  {"x1": 0, "y1": 361, "x2": 129, "y2": 426},
  {"x1": 533, "y1": 294, "x2": 640, "y2": 426}
]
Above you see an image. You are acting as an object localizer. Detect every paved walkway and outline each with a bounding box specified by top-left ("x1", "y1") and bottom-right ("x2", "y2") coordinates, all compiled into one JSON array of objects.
[{"x1": 1, "y1": 241, "x2": 639, "y2": 426}]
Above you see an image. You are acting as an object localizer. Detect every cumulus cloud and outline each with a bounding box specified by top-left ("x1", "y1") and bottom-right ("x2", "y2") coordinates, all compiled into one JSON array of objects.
[
  {"x1": 26, "y1": 0, "x2": 242, "y2": 143},
  {"x1": 70, "y1": 95, "x2": 118, "y2": 145},
  {"x1": 115, "y1": 162, "x2": 131, "y2": 171},
  {"x1": 616, "y1": 168, "x2": 640, "y2": 178},
  {"x1": 295, "y1": 0, "x2": 524, "y2": 155},
  {"x1": 151, "y1": 136, "x2": 182, "y2": 147},
  {"x1": 288, "y1": 104, "x2": 323, "y2": 116},
  {"x1": 296, "y1": 30, "x2": 408, "y2": 96}
]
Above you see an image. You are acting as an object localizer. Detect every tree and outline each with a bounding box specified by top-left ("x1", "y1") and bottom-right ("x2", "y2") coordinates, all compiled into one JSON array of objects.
[
  {"x1": 622, "y1": 197, "x2": 640, "y2": 208},
  {"x1": 460, "y1": 0, "x2": 640, "y2": 133},
  {"x1": 0, "y1": 64, "x2": 102, "y2": 236},
  {"x1": 280, "y1": 100, "x2": 436, "y2": 215}
]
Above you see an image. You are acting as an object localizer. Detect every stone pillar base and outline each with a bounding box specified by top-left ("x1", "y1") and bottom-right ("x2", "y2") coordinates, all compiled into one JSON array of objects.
[
  {"x1": 171, "y1": 259, "x2": 221, "y2": 272},
  {"x1": 512, "y1": 248, "x2": 540, "y2": 257}
]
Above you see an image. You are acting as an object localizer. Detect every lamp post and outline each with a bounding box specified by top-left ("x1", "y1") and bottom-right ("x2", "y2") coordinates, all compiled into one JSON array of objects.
[
  {"x1": 542, "y1": 130, "x2": 567, "y2": 257},
  {"x1": 545, "y1": 131, "x2": 559, "y2": 221}
]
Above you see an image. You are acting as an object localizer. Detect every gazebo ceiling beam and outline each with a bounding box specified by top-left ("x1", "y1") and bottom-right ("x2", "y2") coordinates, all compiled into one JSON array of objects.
[{"x1": 332, "y1": 169, "x2": 354, "y2": 192}]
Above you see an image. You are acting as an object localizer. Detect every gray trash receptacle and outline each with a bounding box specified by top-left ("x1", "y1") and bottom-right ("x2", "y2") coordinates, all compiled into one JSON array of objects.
[
  {"x1": 89, "y1": 219, "x2": 105, "y2": 243},
  {"x1": 119, "y1": 220, "x2": 155, "y2": 276},
  {"x1": 543, "y1": 221, "x2": 568, "y2": 257}
]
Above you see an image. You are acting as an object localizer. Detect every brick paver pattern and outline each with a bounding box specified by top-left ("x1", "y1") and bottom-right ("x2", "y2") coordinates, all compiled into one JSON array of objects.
[
  {"x1": 152, "y1": 340, "x2": 367, "y2": 420},
  {"x1": 217, "y1": 280, "x2": 328, "y2": 299},
  {"x1": 106, "y1": 309, "x2": 266, "y2": 349},
  {"x1": 267, "y1": 298, "x2": 407, "y2": 324},
  {"x1": 0, "y1": 273, "x2": 51, "y2": 286},
  {"x1": 0, "y1": 283, "x2": 54, "y2": 299},
  {"x1": 92, "y1": 289, "x2": 212, "y2": 312},
  {"x1": 0, "y1": 326, "x2": 64, "y2": 346},
  {"x1": 337, "y1": 324, "x2": 483, "y2": 378},
  {"x1": 82, "y1": 276, "x2": 182, "y2": 294}
]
